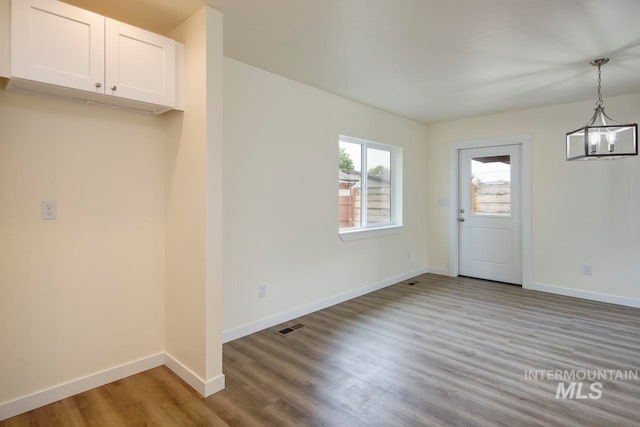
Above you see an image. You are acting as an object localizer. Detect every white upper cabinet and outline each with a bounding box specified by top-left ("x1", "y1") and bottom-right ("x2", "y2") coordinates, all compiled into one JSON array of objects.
[
  {"x1": 105, "y1": 19, "x2": 175, "y2": 107},
  {"x1": 11, "y1": 0, "x2": 105, "y2": 93},
  {"x1": 1, "y1": 0, "x2": 11, "y2": 77},
  {"x1": 6, "y1": 0, "x2": 183, "y2": 113}
]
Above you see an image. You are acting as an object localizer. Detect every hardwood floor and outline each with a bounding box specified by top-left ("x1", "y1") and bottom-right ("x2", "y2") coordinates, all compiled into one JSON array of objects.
[{"x1": 3, "y1": 274, "x2": 640, "y2": 426}]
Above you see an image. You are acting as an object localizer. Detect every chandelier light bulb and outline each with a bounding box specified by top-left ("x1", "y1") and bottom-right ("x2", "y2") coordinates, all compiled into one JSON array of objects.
[
  {"x1": 589, "y1": 132, "x2": 600, "y2": 154},
  {"x1": 606, "y1": 131, "x2": 616, "y2": 152}
]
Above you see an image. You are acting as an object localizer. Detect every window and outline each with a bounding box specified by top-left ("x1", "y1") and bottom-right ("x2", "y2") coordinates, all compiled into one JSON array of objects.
[
  {"x1": 338, "y1": 135, "x2": 402, "y2": 239},
  {"x1": 470, "y1": 155, "x2": 511, "y2": 216}
]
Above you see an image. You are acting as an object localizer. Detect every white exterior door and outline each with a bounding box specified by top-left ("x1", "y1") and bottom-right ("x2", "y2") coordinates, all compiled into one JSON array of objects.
[
  {"x1": 458, "y1": 145, "x2": 522, "y2": 284},
  {"x1": 11, "y1": 0, "x2": 105, "y2": 93},
  {"x1": 105, "y1": 18, "x2": 175, "y2": 107}
]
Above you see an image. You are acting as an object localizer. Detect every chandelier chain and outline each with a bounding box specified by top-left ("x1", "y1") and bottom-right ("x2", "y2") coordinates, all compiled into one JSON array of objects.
[{"x1": 596, "y1": 63, "x2": 603, "y2": 107}]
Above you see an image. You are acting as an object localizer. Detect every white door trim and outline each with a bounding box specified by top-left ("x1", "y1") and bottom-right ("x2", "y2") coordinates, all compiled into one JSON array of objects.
[{"x1": 448, "y1": 134, "x2": 532, "y2": 287}]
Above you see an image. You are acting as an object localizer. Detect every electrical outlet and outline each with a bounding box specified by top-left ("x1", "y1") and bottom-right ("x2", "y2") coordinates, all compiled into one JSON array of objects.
[
  {"x1": 258, "y1": 284, "x2": 267, "y2": 298},
  {"x1": 41, "y1": 200, "x2": 57, "y2": 220},
  {"x1": 581, "y1": 264, "x2": 593, "y2": 276}
]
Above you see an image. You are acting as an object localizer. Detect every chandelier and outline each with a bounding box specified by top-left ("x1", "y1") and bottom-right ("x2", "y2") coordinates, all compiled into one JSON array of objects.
[{"x1": 566, "y1": 58, "x2": 637, "y2": 160}]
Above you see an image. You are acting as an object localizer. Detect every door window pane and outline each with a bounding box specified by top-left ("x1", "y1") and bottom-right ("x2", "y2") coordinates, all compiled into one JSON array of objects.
[
  {"x1": 339, "y1": 140, "x2": 361, "y2": 229},
  {"x1": 471, "y1": 155, "x2": 510, "y2": 216},
  {"x1": 367, "y1": 148, "x2": 391, "y2": 224}
]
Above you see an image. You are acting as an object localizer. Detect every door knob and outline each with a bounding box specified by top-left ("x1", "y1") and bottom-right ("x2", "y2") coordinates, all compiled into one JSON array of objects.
[
  {"x1": 458, "y1": 218, "x2": 465, "y2": 222},
  {"x1": 95, "y1": 82, "x2": 102, "y2": 88},
  {"x1": 111, "y1": 85, "x2": 117, "y2": 91},
  {"x1": 459, "y1": 208, "x2": 465, "y2": 213}
]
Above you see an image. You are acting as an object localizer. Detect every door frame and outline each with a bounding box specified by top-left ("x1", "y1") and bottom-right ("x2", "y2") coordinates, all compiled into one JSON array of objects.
[{"x1": 448, "y1": 134, "x2": 532, "y2": 287}]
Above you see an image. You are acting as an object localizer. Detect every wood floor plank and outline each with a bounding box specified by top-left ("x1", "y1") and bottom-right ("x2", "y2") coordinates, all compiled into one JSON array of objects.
[{"x1": 2, "y1": 273, "x2": 640, "y2": 426}]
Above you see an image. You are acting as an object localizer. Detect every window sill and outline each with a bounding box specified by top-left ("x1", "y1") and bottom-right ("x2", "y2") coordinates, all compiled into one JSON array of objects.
[{"x1": 339, "y1": 225, "x2": 404, "y2": 241}]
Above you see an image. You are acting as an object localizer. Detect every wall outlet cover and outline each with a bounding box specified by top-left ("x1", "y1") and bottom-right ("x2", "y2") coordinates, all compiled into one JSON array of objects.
[{"x1": 41, "y1": 200, "x2": 57, "y2": 220}]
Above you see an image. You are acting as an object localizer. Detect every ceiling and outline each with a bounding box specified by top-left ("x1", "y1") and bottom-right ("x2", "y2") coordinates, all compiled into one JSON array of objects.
[{"x1": 65, "y1": 0, "x2": 640, "y2": 123}]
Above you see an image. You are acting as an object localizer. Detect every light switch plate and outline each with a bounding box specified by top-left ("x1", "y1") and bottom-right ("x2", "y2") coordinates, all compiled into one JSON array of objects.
[{"x1": 41, "y1": 200, "x2": 57, "y2": 220}]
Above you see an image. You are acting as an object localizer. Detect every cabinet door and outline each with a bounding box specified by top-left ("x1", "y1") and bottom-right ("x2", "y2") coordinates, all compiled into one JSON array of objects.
[
  {"x1": 106, "y1": 19, "x2": 175, "y2": 107},
  {"x1": 11, "y1": 0, "x2": 105, "y2": 93}
]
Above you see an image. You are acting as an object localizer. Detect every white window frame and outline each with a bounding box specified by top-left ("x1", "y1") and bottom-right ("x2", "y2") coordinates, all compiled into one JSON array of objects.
[{"x1": 338, "y1": 135, "x2": 403, "y2": 241}]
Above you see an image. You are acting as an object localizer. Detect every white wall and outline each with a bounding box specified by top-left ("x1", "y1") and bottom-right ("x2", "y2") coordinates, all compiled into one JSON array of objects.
[
  {"x1": 0, "y1": 3, "x2": 225, "y2": 412},
  {"x1": 164, "y1": 6, "x2": 224, "y2": 392},
  {"x1": 203, "y1": 8, "x2": 224, "y2": 384},
  {"x1": 427, "y1": 93, "x2": 640, "y2": 301},
  {"x1": 165, "y1": 7, "x2": 207, "y2": 384},
  {"x1": 0, "y1": 89, "x2": 165, "y2": 404},
  {"x1": 223, "y1": 58, "x2": 429, "y2": 336}
]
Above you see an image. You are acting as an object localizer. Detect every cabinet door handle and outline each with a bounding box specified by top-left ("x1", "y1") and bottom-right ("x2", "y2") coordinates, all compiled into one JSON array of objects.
[
  {"x1": 111, "y1": 85, "x2": 117, "y2": 91},
  {"x1": 95, "y1": 82, "x2": 102, "y2": 88}
]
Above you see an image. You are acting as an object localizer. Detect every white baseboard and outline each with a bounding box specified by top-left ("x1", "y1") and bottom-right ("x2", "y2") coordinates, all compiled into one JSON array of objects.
[
  {"x1": 0, "y1": 353, "x2": 165, "y2": 422},
  {"x1": 222, "y1": 267, "x2": 429, "y2": 343},
  {"x1": 427, "y1": 266, "x2": 450, "y2": 276},
  {"x1": 204, "y1": 374, "x2": 226, "y2": 397},
  {"x1": 163, "y1": 353, "x2": 225, "y2": 397},
  {"x1": 525, "y1": 282, "x2": 640, "y2": 308},
  {"x1": 163, "y1": 353, "x2": 207, "y2": 396},
  {"x1": 5, "y1": 277, "x2": 633, "y2": 422},
  {"x1": 0, "y1": 352, "x2": 227, "y2": 421}
]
